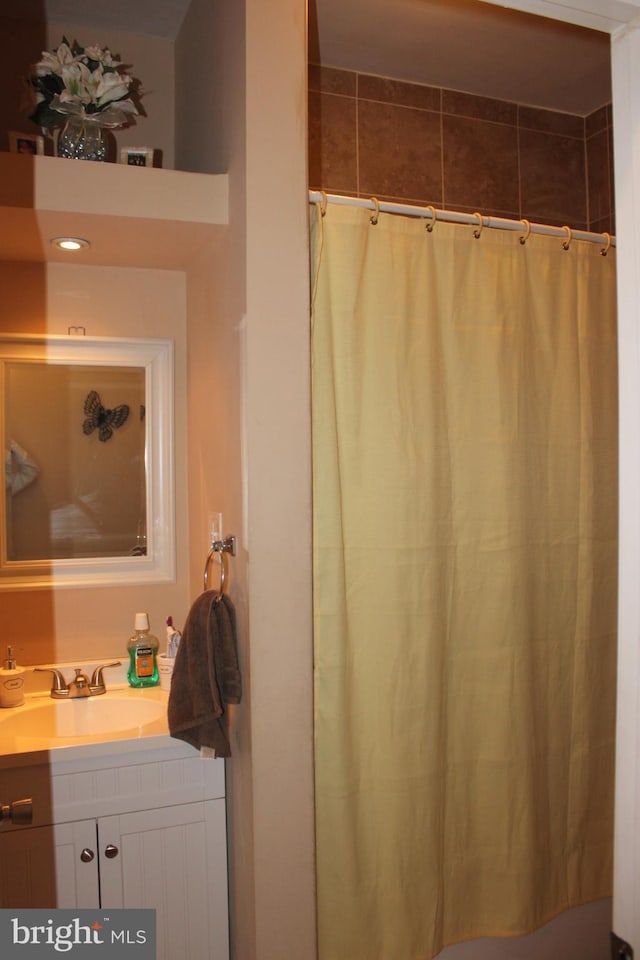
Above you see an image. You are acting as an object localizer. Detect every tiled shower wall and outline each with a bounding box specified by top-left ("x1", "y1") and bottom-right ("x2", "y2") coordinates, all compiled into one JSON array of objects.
[{"x1": 309, "y1": 65, "x2": 615, "y2": 234}]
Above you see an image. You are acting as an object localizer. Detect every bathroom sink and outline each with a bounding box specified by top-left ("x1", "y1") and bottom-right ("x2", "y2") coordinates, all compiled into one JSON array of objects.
[{"x1": 0, "y1": 689, "x2": 168, "y2": 749}]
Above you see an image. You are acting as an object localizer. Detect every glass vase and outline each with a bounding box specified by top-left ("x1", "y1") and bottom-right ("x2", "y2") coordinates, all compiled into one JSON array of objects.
[{"x1": 56, "y1": 115, "x2": 111, "y2": 161}]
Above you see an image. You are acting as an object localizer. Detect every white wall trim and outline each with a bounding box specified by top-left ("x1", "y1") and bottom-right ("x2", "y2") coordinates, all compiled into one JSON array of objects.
[
  {"x1": 611, "y1": 16, "x2": 640, "y2": 949},
  {"x1": 477, "y1": 0, "x2": 640, "y2": 31}
]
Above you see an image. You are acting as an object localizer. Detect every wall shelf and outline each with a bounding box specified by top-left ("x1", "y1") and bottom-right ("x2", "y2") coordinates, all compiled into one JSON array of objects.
[{"x1": 0, "y1": 154, "x2": 229, "y2": 270}]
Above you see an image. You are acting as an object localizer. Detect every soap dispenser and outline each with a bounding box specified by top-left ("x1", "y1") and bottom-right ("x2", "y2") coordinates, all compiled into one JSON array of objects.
[
  {"x1": 127, "y1": 613, "x2": 159, "y2": 688},
  {"x1": 0, "y1": 645, "x2": 25, "y2": 708}
]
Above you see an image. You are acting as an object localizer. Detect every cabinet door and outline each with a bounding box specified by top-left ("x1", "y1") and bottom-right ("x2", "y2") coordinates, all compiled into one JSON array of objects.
[
  {"x1": 0, "y1": 820, "x2": 99, "y2": 908},
  {"x1": 54, "y1": 820, "x2": 101, "y2": 908},
  {"x1": 99, "y1": 799, "x2": 229, "y2": 960}
]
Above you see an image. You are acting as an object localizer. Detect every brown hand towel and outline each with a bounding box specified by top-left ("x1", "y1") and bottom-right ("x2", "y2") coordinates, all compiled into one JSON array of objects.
[{"x1": 168, "y1": 591, "x2": 242, "y2": 757}]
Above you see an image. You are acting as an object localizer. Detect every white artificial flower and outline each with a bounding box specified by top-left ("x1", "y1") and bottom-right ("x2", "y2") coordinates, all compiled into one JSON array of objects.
[
  {"x1": 95, "y1": 70, "x2": 132, "y2": 108},
  {"x1": 59, "y1": 63, "x2": 93, "y2": 105},
  {"x1": 84, "y1": 45, "x2": 103, "y2": 62},
  {"x1": 34, "y1": 42, "x2": 77, "y2": 77},
  {"x1": 105, "y1": 97, "x2": 138, "y2": 115},
  {"x1": 28, "y1": 38, "x2": 140, "y2": 127}
]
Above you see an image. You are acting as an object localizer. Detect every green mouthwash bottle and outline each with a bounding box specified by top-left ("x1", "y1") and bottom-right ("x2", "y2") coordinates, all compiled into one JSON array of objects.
[{"x1": 127, "y1": 612, "x2": 159, "y2": 687}]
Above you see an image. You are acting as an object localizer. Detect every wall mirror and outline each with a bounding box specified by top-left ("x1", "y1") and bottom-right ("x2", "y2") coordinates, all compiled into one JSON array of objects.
[{"x1": 0, "y1": 334, "x2": 174, "y2": 589}]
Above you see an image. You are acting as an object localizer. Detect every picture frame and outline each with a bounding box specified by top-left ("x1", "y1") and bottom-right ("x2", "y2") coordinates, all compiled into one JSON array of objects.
[
  {"x1": 119, "y1": 146, "x2": 155, "y2": 168},
  {"x1": 9, "y1": 131, "x2": 44, "y2": 156}
]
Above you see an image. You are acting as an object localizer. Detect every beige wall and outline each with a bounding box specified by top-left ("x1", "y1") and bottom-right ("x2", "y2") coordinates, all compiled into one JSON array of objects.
[
  {"x1": 179, "y1": 2, "x2": 317, "y2": 959},
  {"x1": 179, "y1": 5, "x2": 255, "y2": 957},
  {"x1": 243, "y1": 0, "x2": 316, "y2": 954},
  {"x1": 0, "y1": 13, "x2": 47, "y2": 157},
  {"x1": 0, "y1": 261, "x2": 189, "y2": 666},
  {"x1": 181, "y1": 2, "x2": 316, "y2": 958},
  {"x1": 175, "y1": 0, "x2": 226, "y2": 174},
  {"x1": 610, "y1": 11, "x2": 640, "y2": 951}
]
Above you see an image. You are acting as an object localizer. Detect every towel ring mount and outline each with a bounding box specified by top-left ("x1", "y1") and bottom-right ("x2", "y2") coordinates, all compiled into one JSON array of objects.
[{"x1": 203, "y1": 535, "x2": 237, "y2": 601}]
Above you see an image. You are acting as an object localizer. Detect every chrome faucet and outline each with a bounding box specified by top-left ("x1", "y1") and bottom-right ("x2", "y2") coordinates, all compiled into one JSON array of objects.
[
  {"x1": 68, "y1": 668, "x2": 91, "y2": 698},
  {"x1": 89, "y1": 662, "x2": 122, "y2": 696},
  {"x1": 36, "y1": 662, "x2": 121, "y2": 699}
]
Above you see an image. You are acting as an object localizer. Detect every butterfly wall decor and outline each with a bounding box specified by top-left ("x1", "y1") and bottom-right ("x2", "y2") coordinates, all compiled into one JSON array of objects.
[{"x1": 82, "y1": 390, "x2": 130, "y2": 442}]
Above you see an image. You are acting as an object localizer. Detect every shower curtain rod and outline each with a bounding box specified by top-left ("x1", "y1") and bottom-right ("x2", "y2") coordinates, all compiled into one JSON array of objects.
[{"x1": 309, "y1": 191, "x2": 616, "y2": 250}]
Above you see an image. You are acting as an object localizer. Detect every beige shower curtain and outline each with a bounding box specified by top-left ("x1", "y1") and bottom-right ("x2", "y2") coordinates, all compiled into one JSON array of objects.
[{"x1": 311, "y1": 202, "x2": 618, "y2": 960}]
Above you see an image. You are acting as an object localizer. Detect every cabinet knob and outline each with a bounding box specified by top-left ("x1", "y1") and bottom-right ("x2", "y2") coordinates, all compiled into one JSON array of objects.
[
  {"x1": 104, "y1": 844, "x2": 119, "y2": 859},
  {"x1": 9, "y1": 799, "x2": 33, "y2": 825},
  {"x1": 0, "y1": 798, "x2": 33, "y2": 826},
  {"x1": 80, "y1": 848, "x2": 95, "y2": 863}
]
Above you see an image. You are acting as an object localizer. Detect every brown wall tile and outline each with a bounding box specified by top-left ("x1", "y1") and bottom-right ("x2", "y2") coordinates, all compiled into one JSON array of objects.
[
  {"x1": 587, "y1": 129, "x2": 611, "y2": 227},
  {"x1": 443, "y1": 115, "x2": 519, "y2": 215},
  {"x1": 308, "y1": 91, "x2": 357, "y2": 194},
  {"x1": 358, "y1": 99, "x2": 442, "y2": 204},
  {"x1": 307, "y1": 63, "x2": 614, "y2": 234},
  {"x1": 519, "y1": 129, "x2": 587, "y2": 227},
  {"x1": 590, "y1": 214, "x2": 614, "y2": 235},
  {"x1": 518, "y1": 105, "x2": 583, "y2": 139},
  {"x1": 308, "y1": 64, "x2": 356, "y2": 96},
  {"x1": 609, "y1": 125, "x2": 615, "y2": 213},
  {"x1": 586, "y1": 105, "x2": 609, "y2": 138},
  {"x1": 443, "y1": 89, "x2": 517, "y2": 126},
  {"x1": 453, "y1": 203, "x2": 522, "y2": 221},
  {"x1": 358, "y1": 74, "x2": 440, "y2": 112}
]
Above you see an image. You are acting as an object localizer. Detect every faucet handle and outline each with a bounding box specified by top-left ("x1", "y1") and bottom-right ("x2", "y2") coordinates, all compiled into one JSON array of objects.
[
  {"x1": 35, "y1": 667, "x2": 69, "y2": 697},
  {"x1": 90, "y1": 661, "x2": 122, "y2": 694}
]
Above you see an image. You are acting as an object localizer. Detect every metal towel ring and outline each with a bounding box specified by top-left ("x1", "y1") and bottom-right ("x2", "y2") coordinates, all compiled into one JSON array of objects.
[{"x1": 203, "y1": 535, "x2": 237, "y2": 602}]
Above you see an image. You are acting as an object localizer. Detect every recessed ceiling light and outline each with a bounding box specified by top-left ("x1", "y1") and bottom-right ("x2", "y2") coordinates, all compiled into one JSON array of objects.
[{"x1": 51, "y1": 237, "x2": 91, "y2": 251}]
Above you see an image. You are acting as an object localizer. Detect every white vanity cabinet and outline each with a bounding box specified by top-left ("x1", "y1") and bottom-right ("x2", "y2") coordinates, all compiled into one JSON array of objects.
[{"x1": 0, "y1": 739, "x2": 229, "y2": 960}]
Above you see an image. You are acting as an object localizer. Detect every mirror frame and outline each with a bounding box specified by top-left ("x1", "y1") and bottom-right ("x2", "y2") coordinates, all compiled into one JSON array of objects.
[{"x1": 0, "y1": 334, "x2": 175, "y2": 590}]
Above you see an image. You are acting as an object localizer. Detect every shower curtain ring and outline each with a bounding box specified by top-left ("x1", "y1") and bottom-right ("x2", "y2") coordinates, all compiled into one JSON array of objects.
[
  {"x1": 425, "y1": 205, "x2": 437, "y2": 232},
  {"x1": 519, "y1": 219, "x2": 531, "y2": 245},
  {"x1": 600, "y1": 232, "x2": 612, "y2": 256},
  {"x1": 472, "y1": 212, "x2": 484, "y2": 239},
  {"x1": 561, "y1": 225, "x2": 572, "y2": 250},
  {"x1": 369, "y1": 197, "x2": 380, "y2": 225}
]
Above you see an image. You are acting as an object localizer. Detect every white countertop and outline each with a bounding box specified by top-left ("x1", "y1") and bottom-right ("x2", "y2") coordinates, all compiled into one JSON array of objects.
[{"x1": 0, "y1": 663, "x2": 182, "y2": 770}]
